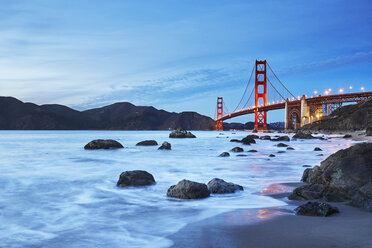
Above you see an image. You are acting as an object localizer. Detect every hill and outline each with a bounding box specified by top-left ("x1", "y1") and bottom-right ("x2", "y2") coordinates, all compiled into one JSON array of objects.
[{"x1": 0, "y1": 96, "x2": 214, "y2": 130}]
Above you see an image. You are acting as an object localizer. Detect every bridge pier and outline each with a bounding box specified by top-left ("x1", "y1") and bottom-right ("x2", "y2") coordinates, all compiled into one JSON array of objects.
[
  {"x1": 284, "y1": 99, "x2": 289, "y2": 130},
  {"x1": 301, "y1": 95, "x2": 311, "y2": 126}
]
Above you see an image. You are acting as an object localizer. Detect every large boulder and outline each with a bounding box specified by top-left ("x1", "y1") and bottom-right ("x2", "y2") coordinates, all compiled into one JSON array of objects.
[
  {"x1": 350, "y1": 182, "x2": 372, "y2": 211},
  {"x1": 158, "y1": 141, "x2": 171, "y2": 150},
  {"x1": 207, "y1": 178, "x2": 243, "y2": 194},
  {"x1": 136, "y1": 140, "x2": 158, "y2": 146},
  {"x1": 241, "y1": 136, "x2": 256, "y2": 144},
  {"x1": 366, "y1": 127, "x2": 372, "y2": 136},
  {"x1": 84, "y1": 139, "x2": 123, "y2": 150},
  {"x1": 167, "y1": 179, "x2": 210, "y2": 199},
  {"x1": 117, "y1": 170, "x2": 155, "y2": 187},
  {"x1": 293, "y1": 130, "x2": 316, "y2": 139},
  {"x1": 294, "y1": 201, "x2": 339, "y2": 217},
  {"x1": 289, "y1": 143, "x2": 372, "y2": 208},
  {"x1": 169, "y1": 129, "x2": 196, "y2": 138}
]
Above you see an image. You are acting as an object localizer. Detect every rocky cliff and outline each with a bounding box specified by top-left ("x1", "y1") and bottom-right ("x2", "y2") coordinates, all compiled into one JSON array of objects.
[{"x1": 302, "y1": 98, "x2": 372, "y2": 131}]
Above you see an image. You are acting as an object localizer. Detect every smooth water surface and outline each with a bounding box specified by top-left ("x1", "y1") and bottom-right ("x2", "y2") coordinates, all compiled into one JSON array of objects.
[{"x1": 0, "y1": 131, "x2": 357, "y2": 247}]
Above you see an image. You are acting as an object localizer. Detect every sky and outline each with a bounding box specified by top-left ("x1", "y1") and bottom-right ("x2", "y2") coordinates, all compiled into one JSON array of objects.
[{"x1": 0, "y1": 0, "x2": 371, "y2": 122}]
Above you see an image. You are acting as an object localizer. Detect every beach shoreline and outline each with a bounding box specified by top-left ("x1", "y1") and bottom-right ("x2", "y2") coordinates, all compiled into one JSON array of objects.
[{"x1": 168, "y1": 182, "x2": 372, "y2": 248}]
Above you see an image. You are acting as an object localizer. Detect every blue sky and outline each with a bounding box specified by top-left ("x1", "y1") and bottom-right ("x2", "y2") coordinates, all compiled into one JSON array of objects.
[{"x1": 0, "y1": 0, "x2": 371, "y2": 122}]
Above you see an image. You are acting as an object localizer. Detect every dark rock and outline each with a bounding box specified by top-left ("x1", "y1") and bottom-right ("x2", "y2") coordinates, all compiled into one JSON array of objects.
[
  {"x1": 293, "y1": 130, "x2": 316, "y2": 139},
  {"x1": 350, "y1": 182, "x2": 372, "y2": 211},
  {"x1": 248, "y1": 149, "x2": 257, "y2": 152},
  {"x1": 317, "y1": 154, "x2": 324, "y2": 156},
  {"x1": 136, "y1": 140, "x2": 158, "y2": 146},
  {"x1": 158, "y1": 141, "x2": 171, "y2": 150},
  {"x1": 269, "y1": 154, "x2": 276, "y2": 157},
  {"x1": 252, "y1": 129, "x2": 258, "y2": 133},
  {"x1": 117, "y1": 170, "x2": 155, "y2": 187},
  {"x1": 289, "y1": 184, "x2": 324, "y2": 200},
  {"x1": 167, "y1": 179, "x2": 210, "y2": 199},
  {"x1": 169, "y1": 129, "x2": 196, "y2": 138},
  {"x1": 287, "y1": 147, "x2": 295, "y2": 150},
  {"x1": 303, "y1": 165, "x2": 312, "y2": 168},
  {"x1": 241, "y1": 136, "x2": 256, "y2": 144},
  {"x1": 84, "y1": 139, "x2": 123, "y2": 150},
  {"x1": 219, "y1": 152, "x2": 230, "y2": 157},
  {"x1": 245, "y1": 134, "x2": 259, "y2": 139},
  {"x1": 290, "y1": 143, "x2": 372, "y2": 206},
  {"x1": 294, "y1": 201, "x2": 339, "y2": 217},
  {"x1": 230, "y1": 139, "x2": 241, "y2": 143},
  {"x1": 237, "y1": 154, "x2": 248, "y2": 157},
  {"x1": 231, "y1": 147, "x2": 244, "y2": 152},
  {"x1": 207, "y1": 178, "x2": 243, "y2": 194},
  {"x1": 259, "y1": 135, "x2": 271, "y2": 140},
  {"x1": 343, "y1": 134, "x2": 352, "y2": 138},
  {"x1": 277, "y1": 143, "x2": 288, "y2": 147},
  {"x1": 366, "y1": 127, "x2": 372, "y2": 136},
  {"x1": 277, "y1": 151, "x2": 286, "y2": 153},
  {"x1": 314, "y1": 147, "x2": 322, "y2": 151},
  {"x1": 271, "y1": 136, "x2": 290, "y2": 141}
]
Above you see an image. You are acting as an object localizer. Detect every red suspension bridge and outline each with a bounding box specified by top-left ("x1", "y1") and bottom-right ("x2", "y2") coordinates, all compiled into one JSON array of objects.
[{"x1": 215, "y1": 60, "x2": 372, "y2": 131}]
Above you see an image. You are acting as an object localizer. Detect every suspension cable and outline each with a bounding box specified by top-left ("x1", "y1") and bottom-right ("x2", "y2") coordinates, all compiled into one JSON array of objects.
[
  {"x1": 242, "y1": 87, "x2": 255, "y2": 109},
  {"x1": 267, "y1": 62, "x2": 296, "y2": 98},
  {"x1": 223, "y1": 102, "x2": 230, "y2": 114},
  {"x1": 267, "y1": 77, "x2": 285, "y2": 100},
  {"x1": 232, "y1": 64, "x2": 255, "y2": 112}
]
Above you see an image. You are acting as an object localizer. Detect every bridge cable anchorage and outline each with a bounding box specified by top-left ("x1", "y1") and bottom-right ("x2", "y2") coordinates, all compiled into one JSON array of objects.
[
  {"x1": 242, "y1": 87, "x2": 255, "y2": 109},
  {"x1": 232, "y1": 64, "x2": 255, "y2": 112},
  {"x1": 267, "y1": 62, "x2": 296, "y2": 99},
  {"x1": 267, "y1": 77, "x2": 285, "y2": 101}
]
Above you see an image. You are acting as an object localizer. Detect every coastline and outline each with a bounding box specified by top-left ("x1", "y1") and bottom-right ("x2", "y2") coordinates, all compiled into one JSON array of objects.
[{"x1": 168, "y1": 182, "x2": 372, "y2": 248}]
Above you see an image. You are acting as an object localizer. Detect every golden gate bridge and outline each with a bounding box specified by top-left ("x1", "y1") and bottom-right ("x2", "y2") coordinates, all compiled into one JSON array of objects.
[{"x1": 215, "y1": 60, "x2": 372, "y2": 131}]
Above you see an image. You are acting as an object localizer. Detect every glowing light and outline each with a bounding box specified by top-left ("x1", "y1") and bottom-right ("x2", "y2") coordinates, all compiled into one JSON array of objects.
[
  {"x1": 361, "y1": 86, "x2": 365, "y2": 92},
  {"x1": 314, "y1": 90, "x2": 318, "y2": 95},
  {"x1": 339, "y1": 88, "x2": 344, "y2": 93},
  {"x1": 325, "y1": 90, "x2": 329, "y2": 95},
  {"x1": 316, "y1": 114, "x2": 319, "y2": 118},
  {"x1": 328, "y1": 88, "x2": 332, "y2": 92},
  {"x1": 349, "y1": 86, "x2": 352, "y2": 90}
]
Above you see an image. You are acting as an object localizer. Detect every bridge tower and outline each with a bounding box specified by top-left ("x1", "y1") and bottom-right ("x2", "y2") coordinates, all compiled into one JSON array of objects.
[
  {"x1": 216, "y1": 97, "x2": 223, "y2": 131},
  {"x1": 254, "y1": 60, "x2": 267, "y2": 130}
]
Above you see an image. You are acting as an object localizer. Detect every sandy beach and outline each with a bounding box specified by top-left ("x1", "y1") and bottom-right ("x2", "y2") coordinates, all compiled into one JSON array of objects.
[{"x1": 169, "y1": 182, "x2": 372, "y2": 248}]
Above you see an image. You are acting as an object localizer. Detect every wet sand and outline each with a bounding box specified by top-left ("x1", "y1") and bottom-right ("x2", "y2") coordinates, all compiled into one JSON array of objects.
[{"x1": 169, "y1": 183, "x2": 372, "y2": 248}]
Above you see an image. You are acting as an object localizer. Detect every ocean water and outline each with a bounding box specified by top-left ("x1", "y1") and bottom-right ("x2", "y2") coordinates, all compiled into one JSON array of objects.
[{"x1": 0, "y1": 130, "x2": 357, "y2": 248}]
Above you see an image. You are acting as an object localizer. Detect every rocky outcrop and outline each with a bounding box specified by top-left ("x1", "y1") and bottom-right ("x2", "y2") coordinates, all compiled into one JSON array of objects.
[
  {"x1": 207, "y1": 178, "x2": 243, "y2": 194},
  {"x1": 350, "y1": 182, "x2": 372, "y2": 211},
  {"x1": 158, "y1": 141, "x2": 171, "y2": 150},
  {"x1": 294, "y1": 201, "x2": 339, "y2": 217},
  {"x1": 301, "y1": 98, "x2": 372, "y2": 132},
  {"x1": 169, "y1": 129, "x2": 196, "y2": 138},
  {"x1": 117, "y1": 170, "x2": 155, "y2": 187},
  {"x1": 366, "y1": 127, "x2": 372, "y2": 136},
  {"x1": 292, "y1": 130, "x2": 316, "y2": 139},
  {"x1": 167, "y1": 179, "x2": 210, "y2": 199},
  {"x1": 271, "y1": 135, "x2": 290, "y2": 141},
  {"x1": 136, "y1": 140, "x2": 158, "y2": 146},
  {"x1": 84, "y1": 139, "x2": 123, "y2": 149},
  {"x1": 289, "y1": 143, "x2": 372, "y2": 210},
  {"x1": 219, "y1": 152, "x2": 230, "y2": 157}
]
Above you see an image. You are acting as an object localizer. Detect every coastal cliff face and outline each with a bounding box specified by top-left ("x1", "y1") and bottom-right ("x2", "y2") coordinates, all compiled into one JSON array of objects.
[
  {"x1": 0, "y1": 96, "x2": 214, "y2": 130},
  {"x1": 302, "y1": 98, "x2": 372, "y2": 132}
]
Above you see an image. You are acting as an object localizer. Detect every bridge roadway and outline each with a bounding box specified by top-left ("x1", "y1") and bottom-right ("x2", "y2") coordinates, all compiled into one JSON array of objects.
[{"x1": 217, "y1": 91, "x2": 372, "y2": 125}]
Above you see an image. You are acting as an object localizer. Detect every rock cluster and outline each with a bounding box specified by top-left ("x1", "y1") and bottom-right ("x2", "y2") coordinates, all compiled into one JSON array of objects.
[
  {"x1": 84, "y1": 139, "x2": 123, "y2": 150},
  {"x1": 292, "y1": 130, "x2": 316, "y2": 139},
  {"x1": 169, "y1": 129, "x2": 196, "y2": 138},
  {"x1": 289, "y1": 143, "x2": 372, "y2": 211}
]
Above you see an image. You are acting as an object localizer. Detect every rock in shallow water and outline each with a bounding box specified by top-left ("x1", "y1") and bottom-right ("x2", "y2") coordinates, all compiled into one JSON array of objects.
[
  {"x1": 277, "y1": 143, "x2": 288, "y2": 147},
  {"x1": 314, "y1": 147, "x2": 322, "y2": 151},
  {"x1": 207, "y1": 178, "x2": 243, "y2": 194},
  {"x1": 117, "y1": 170, "x2": 155, "y2": 187},
  {"x1": 158, "y1": 141, "x2": 171, "y2": 150},
  {"x1": 294, "y1": 201, "x2": 339, "y2": 217},
  {"x1": 219, "y1": 152, "x2": 230, "y2": 157},
  {"x1": 136, "y1": 140, "x2": 158, "y2": 146},
  {"x1": 293, "y1": 130, "x2": 316, "y2": 139},
  {"x1": 231, "y1": 147, "x2": 244, "y2": 152},
  {"x1": 84, "y1": 139, "x2": 123, "y2": 150},
  {"x1": 167, "y1": 179, "x2": 210, "y2": 199},
  {"x1": 169, "y1": 129, "x2": 196, "y2": 138}
]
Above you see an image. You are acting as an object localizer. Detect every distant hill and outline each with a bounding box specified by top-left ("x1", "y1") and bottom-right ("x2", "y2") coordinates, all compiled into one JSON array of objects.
[
  {"x1": 302, "y1": 98, "x2": 372, "y2": 131},
  {"x1": 0, "y1": 96, "x2": 214, "y2": 130},
  {"x1": 223, "y1": 121, "x2": 284, "y2": 130}
]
